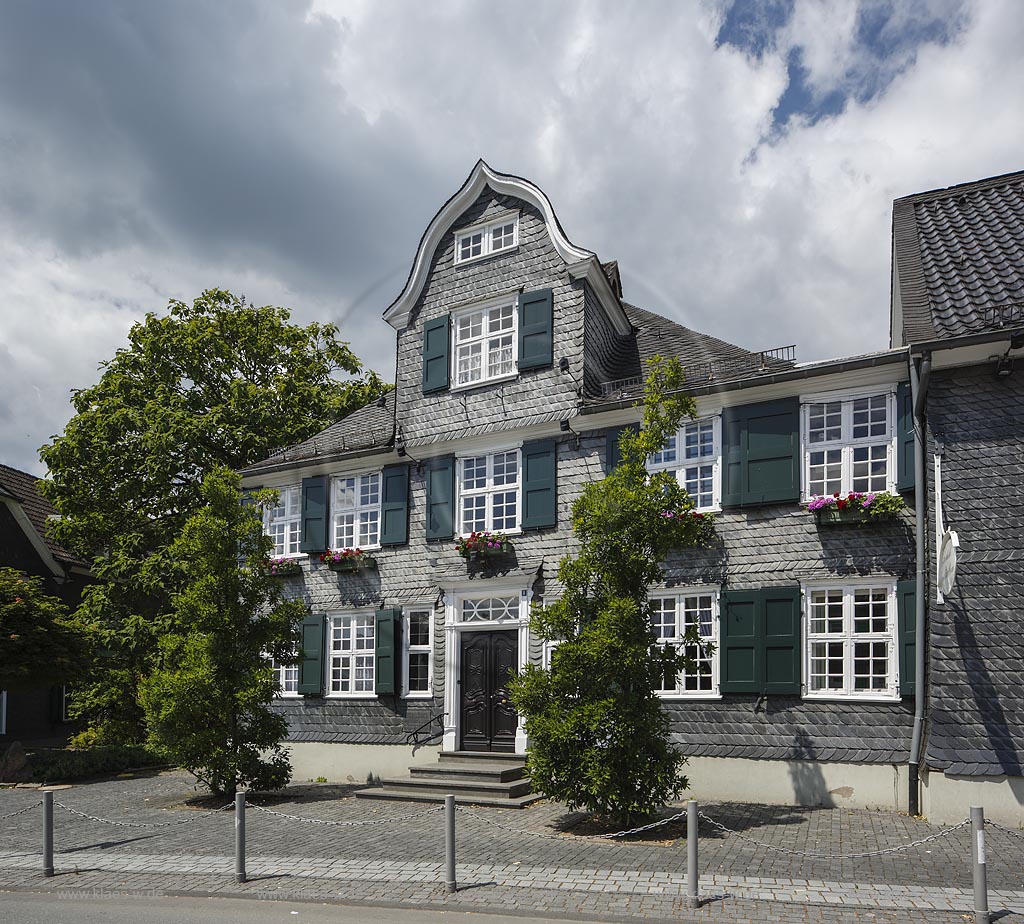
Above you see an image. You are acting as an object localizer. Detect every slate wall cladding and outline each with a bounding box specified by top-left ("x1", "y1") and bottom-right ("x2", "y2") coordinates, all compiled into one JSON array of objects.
[
  {"x1": 582, "y1": 282, "x2": 630, "y2": 396},
  {"x1": 924, "y1": 367, "x2": 1024, "y2": 777},
  {"x1": 395, "y1": 189, "x2": 582, "y2": 446}
]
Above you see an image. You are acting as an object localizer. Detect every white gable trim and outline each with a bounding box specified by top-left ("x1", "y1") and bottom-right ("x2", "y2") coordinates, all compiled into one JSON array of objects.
[
  {"x1": 0, "y1": 496, "x2": 66, "y2": 579},
  {"x1": 383, "y1": 160, "x2": 632, "y2": 336}
]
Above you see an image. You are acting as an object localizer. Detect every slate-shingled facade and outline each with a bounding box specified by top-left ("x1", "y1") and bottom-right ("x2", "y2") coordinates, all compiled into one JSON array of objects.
[{"x1": 241, "y1": 162, "x2": 1023, "y2": 823}]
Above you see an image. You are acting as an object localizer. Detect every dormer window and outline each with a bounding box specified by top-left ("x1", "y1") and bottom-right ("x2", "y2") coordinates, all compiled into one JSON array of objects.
[
  {"x1": 454, "y1": 213, "x2": 519, "y2": 265},
  {"x1": 453, "y1": 298, "x2": 517, "y2": 388}
]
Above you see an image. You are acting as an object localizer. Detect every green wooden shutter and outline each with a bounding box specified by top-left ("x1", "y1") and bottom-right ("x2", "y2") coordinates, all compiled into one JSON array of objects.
[
  {"x1": 897, "y1": 579, "x2": 917, "y2": 697},
  {"x1": 722, "y1": 400, "x2": 800, "y2": 507},
  {"x1": 425, "y1": 455, "x2": 456, "y2": 540},
  {"x1": 422, "y1": 315, "x2": 450, "y2": 394},
  {"x1": 896, "y1": 382, "x2": 915, "y2": 493},
  {"x1": 299, "y1": 475, "x2": 329, "y2": 553},
  {"x1": 375, "y1": 608, "x2": 400, "y2": 695},
  {"x1": 379, "y1": 464, "x2": 410, "y2": 547},
  {"x1": 518, "y1": 288, "x2": 554, "y2": 371},
  {"x1": 521, "y1": 439, "x2": 557, "y2": 529},
  {"x1": 719, "y1": 591, "x2": 760, "y2": 693},
  {"x1": 762, "y1": 586, "x2": 801, "y2": 694},
  {"x1": 297, "y1": 613, "x2": 325, "y2": 695},
  {"x1": 604, "y1": 424, "x2": 639, "y2": 474}
]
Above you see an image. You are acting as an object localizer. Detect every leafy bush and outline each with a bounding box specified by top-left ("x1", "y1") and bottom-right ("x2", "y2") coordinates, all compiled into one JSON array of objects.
[{"x1": 28, "y1": 745, "x2": 166, "y2": 783}]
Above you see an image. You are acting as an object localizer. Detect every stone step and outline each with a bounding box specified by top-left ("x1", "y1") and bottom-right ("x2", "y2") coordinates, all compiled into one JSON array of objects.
[
  {"x1": 370, "y1": 776, "x2": 535, "y2": 800},
  {"x1": 411, "y1": 762, "x2": 525, "y2": 783},
  {"x1": 354, "y1": 786, "x2": 545, "y2": 809},
  {"x1": 439, "y1": 750, "x2": 525, "y2": 764}
]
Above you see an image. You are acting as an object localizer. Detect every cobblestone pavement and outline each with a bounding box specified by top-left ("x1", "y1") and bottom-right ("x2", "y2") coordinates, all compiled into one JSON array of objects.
[{"x1": 3, "y1": 769, "x2": 1024, "y2": 923}]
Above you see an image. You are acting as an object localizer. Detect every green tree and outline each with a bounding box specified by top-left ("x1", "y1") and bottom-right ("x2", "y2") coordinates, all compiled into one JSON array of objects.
[
  {"x1": 140, "y1": 468, "x2": 307, "y2": 797},
  {"x1": 0, "y1": 568, "x2": 94, "y2": 691},
  {"x1": 39, "y1": 289, "x2": 386, "y2": 744},
  {"x1": 509, "y1": 358, "x2": 715, "y2": 826}
]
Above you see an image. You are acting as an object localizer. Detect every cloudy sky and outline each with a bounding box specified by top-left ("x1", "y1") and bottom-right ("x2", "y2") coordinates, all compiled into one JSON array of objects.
[{"x1": 1, "y1": 0, "x2": 1021, "y2": 475}]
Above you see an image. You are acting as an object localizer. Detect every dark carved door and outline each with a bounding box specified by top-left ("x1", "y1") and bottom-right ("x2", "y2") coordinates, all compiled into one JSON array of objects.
[{"x1": 459, "y1": 630, "x2": 518, "y2": 752}]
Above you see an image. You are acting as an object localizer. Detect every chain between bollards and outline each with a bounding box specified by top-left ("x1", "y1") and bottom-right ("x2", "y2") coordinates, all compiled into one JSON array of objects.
[
  {"x1": 235, "y1": 792, "x2": 246, "y2": 884},
  {"x1": 971, "y1": 806, "x2": 989, "y2": 924},
  {"x1": 42, "y1": 791, "x2": 54, "y2": 878},
  {"x1": 686, "y1": 799, "x2": 699, "y2": 908},
  {"x1": 444, "y1": 794, "x2": 457, "y2": 893}
]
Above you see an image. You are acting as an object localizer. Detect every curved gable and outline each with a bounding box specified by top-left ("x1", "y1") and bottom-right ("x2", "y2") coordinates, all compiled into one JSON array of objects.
[{"x1": 383, "y1": 160, "x2": 629, "y2": 334}]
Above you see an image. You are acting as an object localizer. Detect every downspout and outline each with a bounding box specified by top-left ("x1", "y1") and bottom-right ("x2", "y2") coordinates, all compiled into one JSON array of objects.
[{"x1": 907, "y1": 352, "x2": 931, "y2": 816}]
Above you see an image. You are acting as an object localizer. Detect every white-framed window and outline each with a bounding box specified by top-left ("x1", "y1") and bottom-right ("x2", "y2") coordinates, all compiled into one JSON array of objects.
[
  {"x1": 458, "y1": 448, "x2": 521, "y2": 534},
  {"x1": 454, "y1": 213, "x2": 519, "y2": 265},
  {"x1": 803, "y1": 581, "x2": 899, "y2": 701},
  {"x1": 452, "y1": 298, "x2": 518, "y2": 388},
  {"x1": 402, "y1": 608, "x2": 433, "y2": 698},
  {"x1": 650, "y1": 590, "x2": 720, "y2": 698},
  {"x1": 264, "y1": 485, "x2": 302, "y2": 557},
  {"x1": 648, "y1": 417, "x2": 722, "y2": 512},
  {"x1": 331, "y1": 472, "x2": 381, "y2": 550},
  {"x1": 272, "y1": 656, "x2": 300, "y2": 697},
  {"x1": 802, "y1": 390, "x2": 896, "y2": 498},
  {"x1": 327, "y1": 613, "x2": 376, "y2": 696}
]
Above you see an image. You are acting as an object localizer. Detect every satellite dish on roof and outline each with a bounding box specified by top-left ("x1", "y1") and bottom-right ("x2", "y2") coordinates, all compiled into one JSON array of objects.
[{"x1": 937, "y1": 529, "x2": 960, "y2": 598}]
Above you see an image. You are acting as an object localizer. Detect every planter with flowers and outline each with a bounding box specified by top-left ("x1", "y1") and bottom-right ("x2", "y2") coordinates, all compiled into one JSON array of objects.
[
  {"x1": 321, "y1": 548, "x2": 377, "y2": 573},
  {"x1": 264, "y1": 557, "x2": 303, "y2": 577},
  {"x1": 809, "y1": 491, "x2": 905, "y2": 526},
  {"x1": 456, "y1": 531, "x2": 513, "y2": 562}
]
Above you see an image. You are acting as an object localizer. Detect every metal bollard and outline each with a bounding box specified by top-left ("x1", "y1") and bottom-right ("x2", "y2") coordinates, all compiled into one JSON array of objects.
[
  {"x1": 235, "y1": 792, "x2": 246, "y2": 883},
  {"x1": 444, "y1": 794, "x2": 457, "y2": 893},
  {"x1": 686, "y1": 799, "x2": 699, "y2": 908},
  {"x1": 43, "y1": 791, "x2": 54, "y2": 878},
  {"x1": 971, "y1": 806, "x2": 989, "y2": 924}
]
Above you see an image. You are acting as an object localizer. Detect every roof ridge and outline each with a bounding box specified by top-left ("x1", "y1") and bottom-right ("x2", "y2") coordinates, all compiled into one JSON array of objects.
[{"x1": 894, "y1": 169, "x2": 1024, "y2": 206}]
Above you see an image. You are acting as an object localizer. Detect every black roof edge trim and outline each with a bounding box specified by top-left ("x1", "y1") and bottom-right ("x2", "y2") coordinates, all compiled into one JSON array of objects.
[{"x1": 908, "y1": 326, "x2": 1024, "y2": 356}]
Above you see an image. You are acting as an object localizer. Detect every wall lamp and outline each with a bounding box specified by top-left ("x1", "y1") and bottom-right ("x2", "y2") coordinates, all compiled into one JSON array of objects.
[
  {"x1": 559, "y1": 418, "x2": 581, "y2": 450},
  {"x1": 395, "y1": 428, "x2": 422, "y2": 471}
]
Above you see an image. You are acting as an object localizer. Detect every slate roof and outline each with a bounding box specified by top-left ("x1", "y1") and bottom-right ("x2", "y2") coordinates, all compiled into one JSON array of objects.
[
  {"x1": 240, "y1": 392, "x2": 396, "y2": 475},
  {"x1": 893, "y1": 169, "x2": 1024, "y2": 343},
  {"x1": 0, "y1": 463, "x2": 84, "y2": 568},
  {"x1": 590, "y1": 303, "x2": 796, "y2": 401}
]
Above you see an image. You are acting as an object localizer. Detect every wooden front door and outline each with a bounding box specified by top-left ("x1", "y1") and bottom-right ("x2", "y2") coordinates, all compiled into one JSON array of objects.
[{"x1": 459, "y1": 630, "x2": 518, "y2": 752}]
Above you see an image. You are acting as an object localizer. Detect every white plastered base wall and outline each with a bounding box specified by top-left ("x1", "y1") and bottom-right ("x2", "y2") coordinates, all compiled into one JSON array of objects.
[
  {"x1": 921, "y1": 768, "x2": 1024, "y2": 827},
  {"x1": 682, "y1": 756, "x2": 911, "y2": 813},
  {"x1": 284, "y1": 743, "x2": 441, "y2": 785}
]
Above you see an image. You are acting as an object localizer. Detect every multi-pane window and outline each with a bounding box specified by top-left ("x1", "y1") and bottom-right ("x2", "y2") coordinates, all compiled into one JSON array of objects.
[
  {"x1": 331, "y1": 473, "x2": 381, "y2": 549},
  {"x1": 459, "y1": 449, "x2": 520, "y2": 533},
  {"x1": 453, "y1": 302, "x2": 517, "y2": 387},
  {"x1": 328, "y1": 614, "x2": 375, "y2": 695},
  {"x1": 273, "y1": 656, "x2": 299, "y2": 696},
  {"x1": 403, "y1": 609, "x2": 433, "y2": 697},
  {"x1": 460, "y1": 596, "x2": 519, "y2": 622},
  {"x1": 805, "y1": 393, "x2": 894, "y2": 497},
  {"x1": 454, "y1": 215, "x2": 519, "y2": 265},
  {"x1": 647, "y1": 418, "x2": 721, "y2": 511},
  {"x1": 805, "y1": 584, "x2": 897, "y2": 699},
  {"x1": 265, "y1": 485, "x2": 302, "y2": 556},
  {"x1": 650, "y1": 592, "x2": 718, "y2": 696}
]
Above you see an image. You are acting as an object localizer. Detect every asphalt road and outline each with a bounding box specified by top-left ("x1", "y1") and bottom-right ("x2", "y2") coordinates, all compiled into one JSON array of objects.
[{"x1": 0, "y1": 892, "x2": 602, "y2": 924}]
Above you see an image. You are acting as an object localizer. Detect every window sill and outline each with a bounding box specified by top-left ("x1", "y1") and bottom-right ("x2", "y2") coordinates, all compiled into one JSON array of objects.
[
  {"x1": 802, "y1": 693, "x2": 899, "y2": 703},
  {"x1": 456, "y1": 528, "x2": 522, "y2": 540},
  {"x1": 276, "y1": 692, "x2": 303, "y2": 699},
  {"x1": 324, "y1": 693, "x2": 380, "y2": 700},
  {"x1": 450, "y1": 371, "x2": 519, "y2": 393},
  {"x1": 656, "y1": 694, "x2": 722, "y2": 701},
  {"x1": 402, "y1": 692, "x2": 435, "y2": 700}
]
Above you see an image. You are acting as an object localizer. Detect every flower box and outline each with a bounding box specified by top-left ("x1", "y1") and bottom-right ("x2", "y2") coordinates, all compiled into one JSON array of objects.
[
  {"x1": 814, "y1": 507, "x2": 870, "y2": 526},
  {"x1": 456, "y1": 531, "x2": 512, "y2": 560},
  {"x1": 321, "y1": 549, "x2": 376, "y2": 573},
  {"x1": 808, "y1": 491, "x2": 905, "y2": 526},
  {"x1": 264, "y1": 558, "x2": 303, "y2": 577}
]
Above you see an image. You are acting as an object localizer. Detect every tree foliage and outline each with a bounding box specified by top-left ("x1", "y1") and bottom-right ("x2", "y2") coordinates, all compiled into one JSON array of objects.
[
  {"x1": 0, "y1": 568, "x2": 94, "y2": 691},
  {"x1": 509, "y1": 358, "x2": 715, "y2": 825},
  {"x1": 140, "y1": 468, "x2": 306, "y2": 797},
  {"x1": 39, "y1": 289, "x2": 386, "y2": 743}
]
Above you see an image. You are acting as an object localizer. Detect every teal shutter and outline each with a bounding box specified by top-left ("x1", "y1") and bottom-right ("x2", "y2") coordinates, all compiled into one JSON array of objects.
[
  {"x1": 518, "y1": 288, "x2": 554, "y2": 371},
  {"x1": 379, "y1": 464, "x2": 410, "y2": 546},
  {"x1": 896, "y1": 382, "x2": 915, "y2": 493},
  {"x1": 375, "y1": 608, "x2": 400, "y2": 695},
  {"x1": 521, "y1": 439, "x2": 557, "y2": 529},
  {"x1": 722, "y1": 399, "x2": 800, "y2": 507},
  {"x1": 762, "y1": 586, "x2": 801, "y2": 694},
  {"x1": 719, "y1": 591, "x2": 760, "y2": 693},
  {"x1": 297, "y1": 613, "x2": 325, "y2": 695},
  {"x1": 422, "y1": 315, "x2": 450, "y2": 394},
  {"x1": 897, "y1": 579, "x2": 917, "y2": 697},
  {"x1": 604, "y1": 424, "x2": 639, "y2": 474},
  {"x1": 299, "y1": 475, "x2": 329, "y2": 553},
  {"x1": 425, "y1": 455, "x2": 456, "y2": 540}
]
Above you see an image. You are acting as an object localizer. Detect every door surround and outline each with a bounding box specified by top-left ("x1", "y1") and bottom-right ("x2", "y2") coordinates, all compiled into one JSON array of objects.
[{"x1": 441, "y1": 580, "x2": 531, "y2": 755}]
